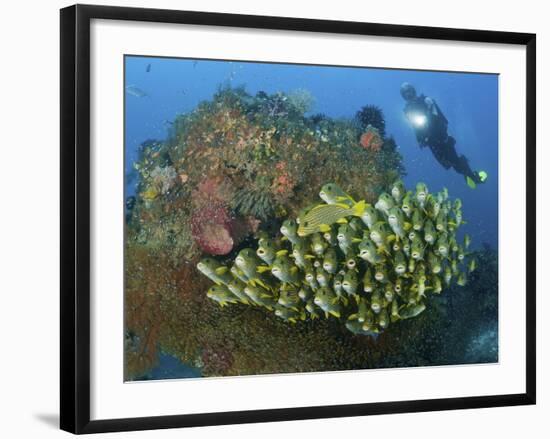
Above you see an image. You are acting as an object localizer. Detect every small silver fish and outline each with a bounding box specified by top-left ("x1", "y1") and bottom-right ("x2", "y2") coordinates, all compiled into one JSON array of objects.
[{"x1": 126, "y1": 85, "x2": 148, "y2": 98}]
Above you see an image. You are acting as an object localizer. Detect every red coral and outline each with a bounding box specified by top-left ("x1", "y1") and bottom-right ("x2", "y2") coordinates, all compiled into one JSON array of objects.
[
  {"x1": 271, "y1": 161, "x2": 296, "y2": 200},
  {"x1": 190, "y1": 203, "x2": 236, "y2": 255},
  {"x1": 360, "y1": 125, "x2": 384, "y2": 151},
  {"x1": 194, "y1": 176, "x2": 232, "y2": 204}
]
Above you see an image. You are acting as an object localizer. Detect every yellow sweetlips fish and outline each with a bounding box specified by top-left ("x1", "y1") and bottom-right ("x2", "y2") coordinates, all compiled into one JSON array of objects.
[
  {"x1": 319, "y1": 182, "x2": 355, "y2": 206},
  {"x1": 297, "y1": 200, "x2": 367, "y2": 237},
  {"x1": 199, "y1": 181, "x2": 474, "y2": 337}
]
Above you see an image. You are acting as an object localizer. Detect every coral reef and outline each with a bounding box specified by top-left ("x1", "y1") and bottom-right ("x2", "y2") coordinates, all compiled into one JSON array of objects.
[
  {"x1": 199, "y1": 181, "x2": 475, "y2": 335},
  {"x1": 125, "y1": 85, "x2": 495, "y2": 380}
]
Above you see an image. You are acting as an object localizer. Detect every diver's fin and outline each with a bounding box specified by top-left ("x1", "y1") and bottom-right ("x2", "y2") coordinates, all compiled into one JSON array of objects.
[
  {"x1": 466, "y1": 176, "x2": 477, "y2": 189},
  {"x1": 478, "y1": 170, "x2": 488, "y2": 183}
]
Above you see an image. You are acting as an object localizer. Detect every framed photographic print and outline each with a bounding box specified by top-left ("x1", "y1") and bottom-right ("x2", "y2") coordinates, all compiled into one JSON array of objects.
[{"x1": 60, "y1": 4, "x2": 536, "y2": 434}]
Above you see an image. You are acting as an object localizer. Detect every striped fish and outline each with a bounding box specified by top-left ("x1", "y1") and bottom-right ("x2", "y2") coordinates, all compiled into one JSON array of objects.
[{"x1": 297, "y1": 200, "x2": 366, "y2": 237}]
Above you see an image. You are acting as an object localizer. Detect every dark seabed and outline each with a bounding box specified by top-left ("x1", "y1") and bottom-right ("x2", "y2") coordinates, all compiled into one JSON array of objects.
[{"x1": 124, "y1": 56, "x2": 498, "y2": 381}]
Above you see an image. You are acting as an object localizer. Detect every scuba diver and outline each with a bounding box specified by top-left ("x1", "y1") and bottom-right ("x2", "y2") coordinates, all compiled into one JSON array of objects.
[{"x1": 400, "y1": 82, "x2": 487, "y2": 189}]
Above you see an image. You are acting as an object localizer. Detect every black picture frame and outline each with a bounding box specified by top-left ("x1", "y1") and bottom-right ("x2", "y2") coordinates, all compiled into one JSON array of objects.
[{"x1": 60, "y1": 4, "x2": 536, "y2": 434}]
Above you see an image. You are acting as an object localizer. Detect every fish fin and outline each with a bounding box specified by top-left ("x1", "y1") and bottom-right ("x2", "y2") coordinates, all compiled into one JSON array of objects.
[
  {"x1": 387, "y1": 234, "x2": 396, "y2": 243},
  {"x1": 325, "y1": 311, "x2": 329, "y2": 319},
  {"x1": 260, "y1": 293, "x2": 272, "y2": 299},
  {"x1": 331, "y1": 297, "x2": 339, "y2": 305},
  {"x1": 290, "y1": 267, "x2": 298, "y2": 274},
  {"x1": 214, "y1": 266, "x2": 228, "y2": 275},
  {"x1": 332, "y1": 202, "x2": 351, "y2": 209},
  {"x1": 404, "y1": 222, "x2": 412, "y2": 231},
  {"x1": 351, "y1": 238, "x2": 362, "y2": 243},
  {"x1": 336, "y1": 218, "x2": 348, "y2": 224},
  {"x1": 352, "y1": 200, "x2": 367, "y2": 217},
  {"x1": 276, "y1": 249, "x2": 289, "y2": 256},
  {"x1": 304, "y1": 254, "x2": 316, "y2": 259},
  {"x1": 289, "y1": 318, "x2": 297, "y2": 324},
  {"x1": 254, "y1": 278, "x2": 269, "y2": 289},
  {"x1": 319, "y1": 224, "x2": 331, "y2": 232},
  {"x1": 348, "y1": 313, "x2": 358, "y2": 320},
  {"x1": 330, "y1": 310, "x2": 341, "y2": 318},
  {"x1": 256, "y1": 265, "x2": 271, "y2": 273},
  {"x1": 337, "y1": 195, "x2": 355, "y2": 204},
  {"x1": 280, "y1": 236, "x2": 288, "y2": 241}
]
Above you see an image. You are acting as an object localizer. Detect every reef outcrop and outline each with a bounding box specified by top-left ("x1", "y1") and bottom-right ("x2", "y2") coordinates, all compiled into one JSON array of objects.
[{"x1": 125, "y1": 86, "x2": 492, "y2": 380}]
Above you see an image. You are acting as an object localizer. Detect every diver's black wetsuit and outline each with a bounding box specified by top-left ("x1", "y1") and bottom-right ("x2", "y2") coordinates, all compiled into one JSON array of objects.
[{"x1": 404, "y1": 95, "x2": 481, "y2": 183}]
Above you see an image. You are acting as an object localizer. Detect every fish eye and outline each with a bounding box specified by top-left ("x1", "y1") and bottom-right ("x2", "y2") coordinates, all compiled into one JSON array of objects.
[
  {"x1": 327, "y1": 185, "x2": 332, "y2": 190},
  {"x1": 304, "y1": 221, "x2": 309, "y2": 226},
  {"x1": 258, "y1": 249, "x2": 265, "y2": 255}
]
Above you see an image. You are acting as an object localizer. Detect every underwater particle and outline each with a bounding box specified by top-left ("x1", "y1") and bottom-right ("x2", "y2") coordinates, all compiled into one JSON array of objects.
[
  {"x1": 360, "y1": 125, "x2": 384, "y2": 152},
  {"x1": 190, "y1": 202, "x2": 236, "y2": 255},
  {"x1": 355, "y1": 105, "x2": 386, "y2": 137}
]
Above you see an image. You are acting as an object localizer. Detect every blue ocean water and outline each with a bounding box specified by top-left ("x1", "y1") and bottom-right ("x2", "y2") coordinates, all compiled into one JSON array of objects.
[{"x1": 125, "y1": 56, "x2": 498, "y2": 250}]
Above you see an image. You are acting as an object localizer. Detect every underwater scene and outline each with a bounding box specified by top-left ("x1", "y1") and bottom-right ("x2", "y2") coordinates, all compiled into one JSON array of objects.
[{"x1": 124, "y1": 56, "x2": 498, "y2": 381}]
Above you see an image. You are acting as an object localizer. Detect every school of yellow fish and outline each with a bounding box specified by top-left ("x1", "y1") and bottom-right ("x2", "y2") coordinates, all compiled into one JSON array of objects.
[{"x1": 198, "y1": 181, "x2": 476, "y2": 335}]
